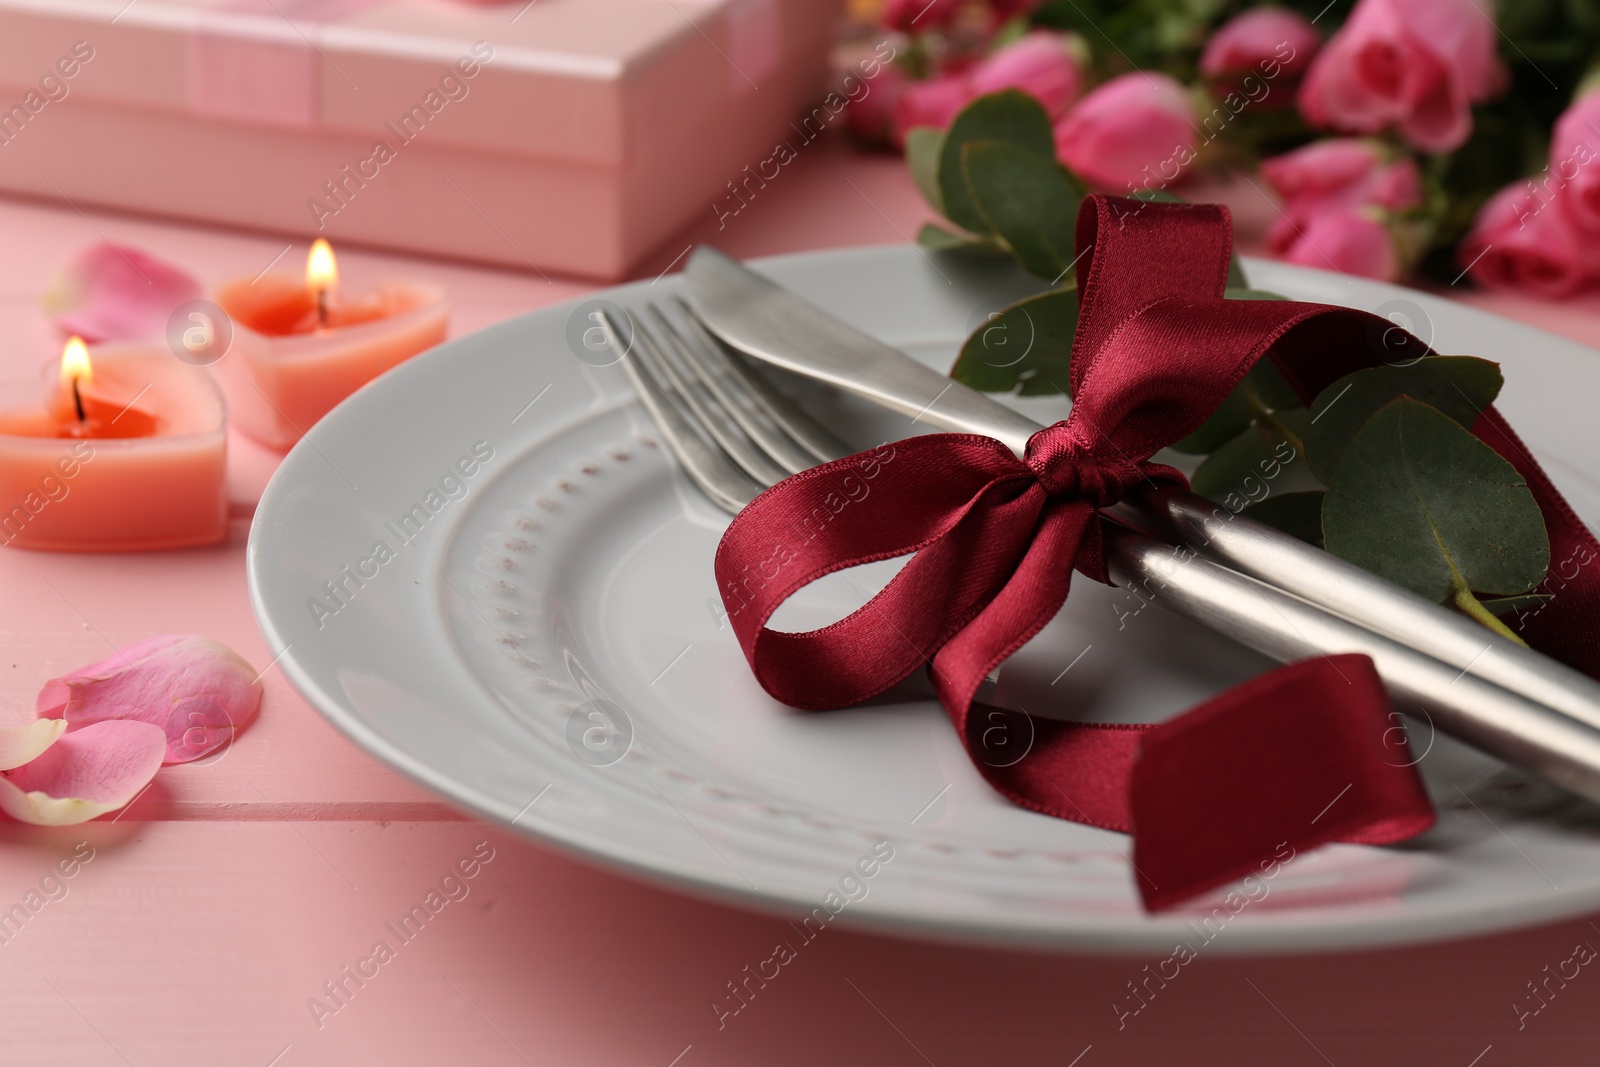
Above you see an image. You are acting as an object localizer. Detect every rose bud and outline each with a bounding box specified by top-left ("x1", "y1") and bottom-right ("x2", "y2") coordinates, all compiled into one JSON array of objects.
[
  {"x1": 1054, "y1": 72, "x2": 1197, "y2": 192},
  {"x1": 1547, "y1": 87, "x2": 1600, "y2": 232},
  {"x1": 892, "y1": 72, "x2": 976, "y2": 145},
  {"x1": 1200, "y1": 7, "x2": 1320, "y2": 90},
  {"x1": 968, "y1": 32, "x2": 1083, "y2": 119},
  {"x1": 1277, "y1": 208, "x2": 1402, "y2": 281},
  {"x1": 1461, "y1": 182, "x2": 1594, "y2": 300}
]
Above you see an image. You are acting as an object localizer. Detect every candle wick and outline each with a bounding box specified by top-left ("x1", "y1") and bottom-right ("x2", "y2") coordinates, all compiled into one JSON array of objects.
[
  {"x1": 316, "y1": 286, "x2": 329, "y2": 328},
  {"x1": 71, "y1": 376, "x2": 86, "y2": 423}
]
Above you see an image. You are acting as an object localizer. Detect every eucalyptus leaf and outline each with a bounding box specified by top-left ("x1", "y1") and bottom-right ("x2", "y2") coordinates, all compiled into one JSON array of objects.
[
  {"x1": 1170, "y1": 387, "x2": 1250, "y2": 454},
  {"x1": 950, "y1": 286, "x2": 1079, "y2": 396},
  {"x1": 906, "y1": 127, "x2": 946, "y2": 215},
  {"x1": 1245, "y1": 358, "x2": 1304, "y2": 416},
  {"x1": 917, "y1": 223, "x2": 1004, "y2": 255},
  {"x1": 1227, "y1": 256, "x2": 1249, "y2": 289},
  {"x1": 1306, "y1": 356, "x2": 1504, "y2": 483},
  {"x1": 961, "y1": 140, "x2": 1084, "y2": 281},
  {"x1": 1170, "y1": 356, "x2": 1301, "y2": 454},
  {"x1": 1321, "y1": 398, "x2": 1549, "y2": 605},
  {"x1": 1190, "y1": 424, "x2": 1297, "y2": 501},
  {"x1": 937, "y1": 91, "x2": 1057, "y2": 238},
  {"x1": 1242, "y1": 491, "x2": 1326, "y2": 548}
]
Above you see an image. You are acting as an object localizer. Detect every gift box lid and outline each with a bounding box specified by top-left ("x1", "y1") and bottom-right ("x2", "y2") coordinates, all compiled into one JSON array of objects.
[{"x1": 0, "y1": 0, "x2": 822, "y2": 167}]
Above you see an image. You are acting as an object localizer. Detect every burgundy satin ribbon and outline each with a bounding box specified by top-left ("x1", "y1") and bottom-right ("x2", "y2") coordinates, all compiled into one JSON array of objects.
[{"x1": 715, "y1": 194, "x2": 1600, "y2": 911}]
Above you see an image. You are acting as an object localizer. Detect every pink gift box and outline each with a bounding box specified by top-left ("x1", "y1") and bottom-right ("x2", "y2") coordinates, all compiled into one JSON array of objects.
[{"x1": 0, "y1": 0, "x2": 845, "y2": 279}]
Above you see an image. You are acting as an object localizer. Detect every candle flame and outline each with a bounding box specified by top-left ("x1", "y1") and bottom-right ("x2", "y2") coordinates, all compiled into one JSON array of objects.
[
  {"x1": 60, "y1": 336, "x2": 91, "y2": 388},
  {"x1": 307, "y1": 238, "x2": 337, "y2": 294}
]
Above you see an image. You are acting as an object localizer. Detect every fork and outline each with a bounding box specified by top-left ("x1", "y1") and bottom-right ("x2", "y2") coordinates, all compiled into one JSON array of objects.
[{"x1": 600, "y1": 298, "x2": 1600, "y2": 805}]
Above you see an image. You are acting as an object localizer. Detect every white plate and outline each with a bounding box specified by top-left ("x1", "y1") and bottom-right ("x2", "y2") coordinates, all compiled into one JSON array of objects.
[{"x1": 250, "y1": 246, "x2": 1600, "y2": 955}]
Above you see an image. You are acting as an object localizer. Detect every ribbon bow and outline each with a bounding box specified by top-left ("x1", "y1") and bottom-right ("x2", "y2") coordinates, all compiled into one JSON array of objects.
[{"x1": 715, "y1": 195, "x2": 1600, "y2": 911}]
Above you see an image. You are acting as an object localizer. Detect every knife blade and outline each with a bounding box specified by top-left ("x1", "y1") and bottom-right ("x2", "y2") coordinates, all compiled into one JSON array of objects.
[{"x1": 685, "y1": 245, "x2": 1039, "y2": 455}]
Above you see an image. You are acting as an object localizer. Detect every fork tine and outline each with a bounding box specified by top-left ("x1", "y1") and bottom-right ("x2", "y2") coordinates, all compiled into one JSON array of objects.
[
  {"x1": 635, "y1": 307, "x2": 794, "y2": 489},
  {"x1": 603, "y1": 310, "x2": 761, "y2": 515},
  {"x1": 650, "y1": 300, "x2": 830, "y2": 474},
  {"x1": 668, "y1": 297, "x2": 853, "y2": 465}
]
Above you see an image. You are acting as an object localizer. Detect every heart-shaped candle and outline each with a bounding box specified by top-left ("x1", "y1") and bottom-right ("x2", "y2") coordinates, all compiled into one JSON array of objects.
[
  {"x1": 212, "y1": 240, "x2": 447, "y2": 449},
  {"x1": 0, "y1": 338, "x2": 227, "y2": 551}
]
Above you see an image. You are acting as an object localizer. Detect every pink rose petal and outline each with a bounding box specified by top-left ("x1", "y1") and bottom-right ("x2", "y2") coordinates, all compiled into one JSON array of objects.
[
  {"x1": 0, "y1": 721, "x2": 165, "y2": 825},
  {"x1": 37, "y1": 635, "x2": 263, "y2": 764},
  {"x1": 41, "y1": 243, "x2": 201, "y2": 344},
  {"x1": 0, "y1": 719, "x2": 68, "y2": 772}
]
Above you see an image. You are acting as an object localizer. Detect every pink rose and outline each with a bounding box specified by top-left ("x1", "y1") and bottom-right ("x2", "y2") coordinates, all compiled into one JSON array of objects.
[
  {"x1": 1054, "y1": 72, "x2": 1197, "y2": 192},
  {"x1": 1262, "y1": 138, "x2": 1386, "y2": 198},
  {"x1": 1262, "y1": 139, "x2": 1422, "y2": 259},
  {"x1": 1298, "y1": 0, "x2": 1506, "y2": 153},
  {"x1": 1200, "y1": 8, "x2": 1320, "y2": 84},
  {"x1": 891, "y1": 73, "x2": 974, "y2": 146},
  {"x1": 1278, "y1": 209, "x2": 1400, "y2": 281},
  {"x1": 1547, "y1": 88, "x2": 1600, "y2": 232},
  {"x1": 968, "y1": 32, "x2": 1082, "y2": 119},
  {"x1": 881, "y1": 0, "x2": 964, "y2": 32},
  {"x1": 889, "y1": 32, "x2": 1082, "y2": 146},
  {"x1": 1461, "y1": 182, "x2": 1594, "y2": 299}
]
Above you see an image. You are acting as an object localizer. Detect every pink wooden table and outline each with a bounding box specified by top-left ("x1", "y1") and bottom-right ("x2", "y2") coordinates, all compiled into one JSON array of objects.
[{"x1": 4, "y1": 135, "x2": 1600, "y2": 1066}]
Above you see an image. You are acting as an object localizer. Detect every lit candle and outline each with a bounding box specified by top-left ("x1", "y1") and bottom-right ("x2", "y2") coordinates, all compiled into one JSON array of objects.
[
  {"x1": 0, "y1": 338, "x2": 227, "y2": 551},
  {"x1": 212, "y1": 241, "x2": 447, "y2": 449}
]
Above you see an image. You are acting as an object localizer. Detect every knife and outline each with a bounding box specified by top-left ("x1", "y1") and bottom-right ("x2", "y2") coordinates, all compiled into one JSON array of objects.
[{"x1": 684, "y1": 245, "x2": 1600, "y2": 750}]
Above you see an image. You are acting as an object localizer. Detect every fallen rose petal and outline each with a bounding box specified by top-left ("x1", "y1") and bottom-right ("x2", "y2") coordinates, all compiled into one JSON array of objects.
[
  {"x1": 1200, "y1": 7, "x2": 1320, "y2": 85},
  {"x1": 0, "y1": 720, "x2": 165, "y2": 825},
  {"x1": 36, "y1": 634, "x2": 263, "y2": 764},
  {"x1": 42, "y1": 243, "x2": 201, "y2": 344},
  {"x1": 0, "y1": 719, "x2": 68, "y2": 772}
]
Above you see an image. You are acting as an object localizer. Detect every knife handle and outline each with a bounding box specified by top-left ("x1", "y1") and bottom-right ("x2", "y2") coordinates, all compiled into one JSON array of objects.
[
  {"x1": 1132, "y1": 486, "x2": 1600, "y2": 735},
  {"x1": 1102, "y1": 521, "x2": 1600, "y2": 805}
]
